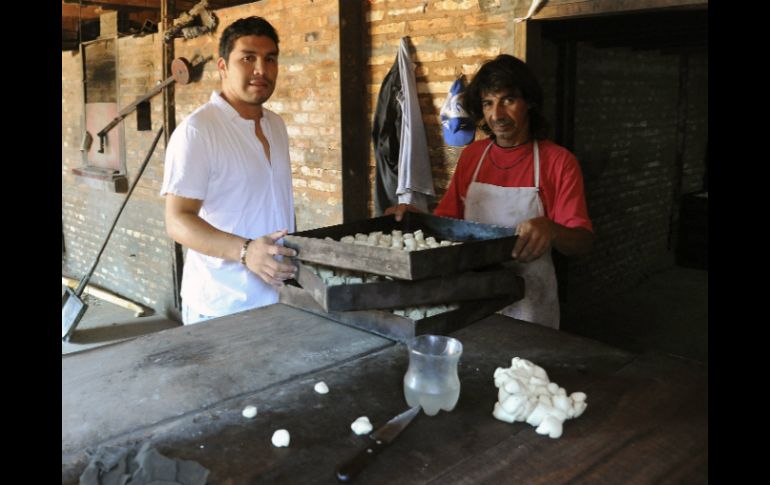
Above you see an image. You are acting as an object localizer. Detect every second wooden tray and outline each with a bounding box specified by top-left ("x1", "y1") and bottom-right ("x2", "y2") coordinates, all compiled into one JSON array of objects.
[{"x1": 295, "y1": 260, "x2": 524, "y2": 312}]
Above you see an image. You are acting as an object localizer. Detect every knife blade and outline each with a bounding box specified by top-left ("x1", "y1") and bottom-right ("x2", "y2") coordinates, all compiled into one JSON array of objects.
[{"x1": 335, "y1": 405, "x2": 421, "y2": 482}]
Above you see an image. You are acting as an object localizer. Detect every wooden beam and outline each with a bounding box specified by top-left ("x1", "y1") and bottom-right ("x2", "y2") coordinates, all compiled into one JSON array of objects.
[
  {"x1": 532, "y1": 0, "x2": 707, "y2": 20},
  {"x1": 62, "y1": 4, "x2": 106, "y2": 18},
  {"x1": 512, "y1": 19, "x2": 527, "y2": 60},
  {"x1": 64, "y1": 0, "x2": 162, "y2": 8},
  {"x1": 667, "y1": 52, "x2": 690, "y2": 251},
  {"x1": 64, "y1": 0, "x2": 236, "y2": 11},
  {"x1": 554, "y1": 40, "x2": 577, "y2": 152},
  {"x1": 62, "y1": 276, "x2": 149, "y2": 316},
  {"x1": 161, "y1": 0, "x2": 185, "y2": 314}
]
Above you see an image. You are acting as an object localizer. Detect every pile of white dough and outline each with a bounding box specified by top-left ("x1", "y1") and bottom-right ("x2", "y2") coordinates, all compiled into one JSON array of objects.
[
  {"x1": 492, "y1": 357, "x2": 587, "y2": 439},
  {"x1": 331, "y1": 229, "x2": 462, "y2": 252}
]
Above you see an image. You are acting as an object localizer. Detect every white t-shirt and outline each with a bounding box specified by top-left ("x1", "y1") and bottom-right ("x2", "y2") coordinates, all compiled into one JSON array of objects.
[{"x1": 161, "y1": 91, "x2": 295, "y2": 317}]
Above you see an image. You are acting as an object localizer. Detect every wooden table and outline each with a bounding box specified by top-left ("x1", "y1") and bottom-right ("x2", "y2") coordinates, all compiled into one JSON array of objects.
[{"x1": 62, "y1": 303, "x2": 707, "y2": 484}]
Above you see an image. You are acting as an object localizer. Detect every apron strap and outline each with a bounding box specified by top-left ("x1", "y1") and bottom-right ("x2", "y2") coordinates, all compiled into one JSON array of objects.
[
  {"x1": 472, "y1": 140, "x2": 541, "y2": 188},
  {"x1": 533, "y1": 140, "x2": 540, "y2": 190},
  {"x1": 471, "y1": 141, "x2": 495, "y2": 184}
]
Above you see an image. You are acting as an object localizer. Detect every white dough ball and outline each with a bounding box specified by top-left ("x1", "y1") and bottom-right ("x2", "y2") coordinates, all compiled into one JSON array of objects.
[
  {"x1": 271, "y1": 429, "x2": 290, "y2": 447},
  {"x1": 573, "y1": 401, "x2": 588, "y2": 418},
  {"x1": 314, "y1": 381, "x2": 330, "y2": 394},
  {"x1": 492, "y1": 401, "x2": 516, "y2": 423},
  {"x1": 241, "y1": 405, "x2": 258, "y2": 419},
  {"x1": 351, "y1": 416, "x2": 373, "y2": 435},
  {"x1": 535, "y1": 415, "x2": 564, "y2": 439}
]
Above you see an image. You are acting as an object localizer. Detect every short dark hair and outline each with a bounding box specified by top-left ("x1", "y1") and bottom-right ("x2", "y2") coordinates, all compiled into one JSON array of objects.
[
  {"x1": 464, "y1": 54, "x2": 548, "y2": 139},
  {"x1": 218, "y1": 16, "x2": 279, "y2": 61}
]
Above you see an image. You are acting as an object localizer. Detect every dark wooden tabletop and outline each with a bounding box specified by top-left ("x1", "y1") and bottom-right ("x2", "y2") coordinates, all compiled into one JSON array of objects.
[{"x1": 62, "y1": 303, "x2": 707, "y2": 484}]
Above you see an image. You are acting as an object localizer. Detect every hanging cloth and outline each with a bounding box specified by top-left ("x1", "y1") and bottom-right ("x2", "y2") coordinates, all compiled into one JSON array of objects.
[{"x1": 372, "y1": 36, "x2": 435, "y2": 214}]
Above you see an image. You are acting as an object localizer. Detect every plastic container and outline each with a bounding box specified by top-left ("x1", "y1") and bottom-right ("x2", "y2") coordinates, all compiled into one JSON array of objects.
[{"x1": 403, "y1": 335, "x2": 463, "y2": 416}]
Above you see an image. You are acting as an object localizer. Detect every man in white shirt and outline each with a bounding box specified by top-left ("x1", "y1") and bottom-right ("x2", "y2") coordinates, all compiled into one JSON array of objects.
[{"x1": 161, "y1": 16, "x2": 297, "y2": 324}]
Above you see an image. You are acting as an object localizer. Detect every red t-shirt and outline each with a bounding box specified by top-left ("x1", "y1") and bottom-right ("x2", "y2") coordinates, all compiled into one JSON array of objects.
[{"x1": 434, "y1": 139, "x2": 594, "y2": 232}]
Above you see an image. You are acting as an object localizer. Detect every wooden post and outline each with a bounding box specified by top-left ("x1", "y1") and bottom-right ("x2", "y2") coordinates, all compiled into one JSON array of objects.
[
  {"x1": 553, "y1": 37, "x2": 577, "y2": 308},
  {"x1": 555, "y1": 39, "x2": 577, "y2": 152},
  {"x1": 668, "y1": 52, "x2": 690, "y2": 251},
  {"x1": 339, "y1": 0, "x2": 369, "y2": 222},
  {"x1": 161, "y1": 0, "x2": 184, "y2": 314}
]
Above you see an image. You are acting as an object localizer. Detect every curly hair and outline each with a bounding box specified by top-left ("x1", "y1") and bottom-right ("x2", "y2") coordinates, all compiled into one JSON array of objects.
[
  {"x1": 219, "y1": 16, "x2": 279, "y2": 62},
  {"x1": 463, "y1": 54, "x2": 548, "y2": 140}
]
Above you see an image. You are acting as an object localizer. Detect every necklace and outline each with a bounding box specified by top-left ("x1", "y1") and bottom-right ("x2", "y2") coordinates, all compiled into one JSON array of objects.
[{"x1": 487, "y1": 142, "x2": 531, "y2": 170}]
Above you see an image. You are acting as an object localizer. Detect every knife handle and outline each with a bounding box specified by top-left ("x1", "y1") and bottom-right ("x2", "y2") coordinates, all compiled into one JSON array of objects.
[{"x1": 335, "y1": 437, "x2": 388, "y2": 482}]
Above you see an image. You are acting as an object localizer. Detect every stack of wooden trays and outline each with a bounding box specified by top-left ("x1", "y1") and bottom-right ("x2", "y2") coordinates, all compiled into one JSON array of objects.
[{"x1": 279, "y1": 212, "x2": 524, "y2": 342}]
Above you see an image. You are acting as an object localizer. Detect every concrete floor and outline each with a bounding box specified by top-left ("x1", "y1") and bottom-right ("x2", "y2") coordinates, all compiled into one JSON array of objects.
[
  {"x1": 62, "y1": 265, "x2": 707, "y2": 362},
  {"x1": 62, "y1": 289, "x2": 180, "y2": 355}
]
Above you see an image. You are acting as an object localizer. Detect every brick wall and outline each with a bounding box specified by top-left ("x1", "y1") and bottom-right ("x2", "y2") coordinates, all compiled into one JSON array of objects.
[
  {"x1": 551, "y1": 43, "x2": 708, "y2": 314},
  {"x1": 62, "y1": 33, "x2": 177, "y2": 314},
  {"x1": 365, "y1": 0, "x2": 521, "y2": 213},
  {"x1": 62, "y1": 0, "x2": 346, "y2": 317},
  {"x1": 62, "y1": 0, "x2": 707, "y2": 319},
  {"x1": 173, "y1": 0, "x2": 344, "y2": 231},
  {"x1": 365, "y1": 2, "x2": 707, "y2": 315}
]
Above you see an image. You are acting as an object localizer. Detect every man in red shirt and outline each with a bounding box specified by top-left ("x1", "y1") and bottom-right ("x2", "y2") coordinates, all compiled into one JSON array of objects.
[{"x1": 391, "y1": 54, "x2": 594, "y2": 329}]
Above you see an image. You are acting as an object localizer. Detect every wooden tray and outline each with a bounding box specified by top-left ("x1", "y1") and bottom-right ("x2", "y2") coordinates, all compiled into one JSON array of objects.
[
  {"x1": 279, "y1": 283, "x2": 520, "y2": 342},
  {"x1": 295, "y1": 260, "x2": 524, "y2": 312},
  {"x1": 283, "y1": 212, "x2": 517, "y2": 280}
]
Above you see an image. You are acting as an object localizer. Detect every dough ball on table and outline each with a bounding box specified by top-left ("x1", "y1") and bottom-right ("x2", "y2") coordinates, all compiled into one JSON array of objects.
[
  {"x1": 242, "y1": 405, "x2": 258, "y2": 419},
  {"x1": 271, "y1": 429, "x2": 290, "y2": 447},
  {"x1": 351, "y1": 416, "x2": 373, "y2": 435}
]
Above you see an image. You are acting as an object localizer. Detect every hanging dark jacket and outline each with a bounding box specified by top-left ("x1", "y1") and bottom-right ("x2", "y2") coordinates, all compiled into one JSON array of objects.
[{"x1": 372, "y1": 58, "x2": 402, "y2": 216}]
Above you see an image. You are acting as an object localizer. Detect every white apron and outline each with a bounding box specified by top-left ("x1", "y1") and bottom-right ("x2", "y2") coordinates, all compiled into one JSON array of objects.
[{"x1": 464, "y1": 140, "x2": 560, "y2": 329}]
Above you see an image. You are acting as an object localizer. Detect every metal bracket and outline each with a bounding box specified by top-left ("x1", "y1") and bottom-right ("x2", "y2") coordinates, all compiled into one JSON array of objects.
[{"x1": 95, "y1": 57, "x2": 197, "y2": 153}]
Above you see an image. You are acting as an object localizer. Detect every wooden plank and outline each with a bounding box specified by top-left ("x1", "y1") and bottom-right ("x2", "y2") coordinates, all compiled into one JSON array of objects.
[
  {"x1": 555, "y1": 39, "x2": 577, "y2": 151},
  {"x1": 61, "y1": 276, "x2": 148, "y2": 316},
  {"x1": 62, "y1": 303, "x2": 393, "y2": 458},
  {"x1": 513, "y1": 18, "x2": 527, "y2": 60},
  {"x1": 533, "y1": 0, "x2": 707, "y2": 20},
  {"x1": 63, "y1": 0, "x2": 204, "y2": 11},
  {"x1": 339, "y1": 0, "x2": 370, "y2": 223},
  {"x1": 280, "y1": 284, "x2": 520, "y2": 342},
  {"x1": 64, "y1": 315, "x2": 651, "y2": 484},
  {"x1": 285, "y1": 212, "x2": 517, "y2": 280}
]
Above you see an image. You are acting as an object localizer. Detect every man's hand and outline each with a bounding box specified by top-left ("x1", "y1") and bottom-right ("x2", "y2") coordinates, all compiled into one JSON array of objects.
[
  {"x1": 384, "y1": 203, "x2": 422, "y2": 222},
  {"x1": 512, "y1": 216, "x2": 557, "y2": 262},
  {"x1": 244, "y1": 229, "x2": 298, "y2": 287},
  {"x1": 512, "y1": 217, "x2": 594, "y2": 262}
]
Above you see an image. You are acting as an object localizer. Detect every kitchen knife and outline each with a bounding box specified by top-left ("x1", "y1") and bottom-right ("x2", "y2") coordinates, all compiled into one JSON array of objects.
[{"x1": 335, "y1": 405, "x2": 421, "y2": 482}]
